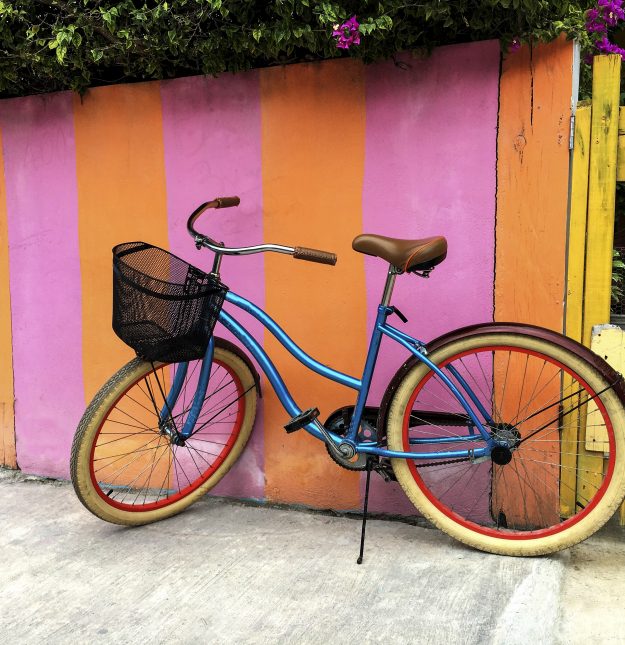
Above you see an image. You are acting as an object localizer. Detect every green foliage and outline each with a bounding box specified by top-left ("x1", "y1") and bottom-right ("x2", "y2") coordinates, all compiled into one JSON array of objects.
[{"x1": 0, "y1": 1, "x2": 584, "y2": 97}]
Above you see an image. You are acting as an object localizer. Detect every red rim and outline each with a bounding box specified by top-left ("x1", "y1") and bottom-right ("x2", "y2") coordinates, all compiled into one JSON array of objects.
[
  {"x1": 402, "y1": 345, "x2": 616, "y2": 540},
  {"x1": 89, "y1": 359, "x2": 245, "y2": 512}
]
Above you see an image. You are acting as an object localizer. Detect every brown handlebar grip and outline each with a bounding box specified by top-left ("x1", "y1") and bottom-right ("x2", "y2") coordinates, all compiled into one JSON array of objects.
[
  {"x1": 293, "y1": 247, "x2": 337, "y2": 266},
  {"x1": 215, "y1": 196, "x2": 240, "y2": 208}
]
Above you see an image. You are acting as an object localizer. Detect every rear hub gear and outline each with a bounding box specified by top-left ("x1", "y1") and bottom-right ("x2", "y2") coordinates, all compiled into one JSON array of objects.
[
  {"x1": 489, "y1": 423, "x2": 520, "y2": 465},
  {"x1": 490, "y1": 423, "x2": 521, "y2": 448}
]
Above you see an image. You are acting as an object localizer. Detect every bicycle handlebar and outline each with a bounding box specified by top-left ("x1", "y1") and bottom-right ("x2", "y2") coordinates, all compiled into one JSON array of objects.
[{"x1": 186, "y1": 198, "x2": 337, "y2": 266}]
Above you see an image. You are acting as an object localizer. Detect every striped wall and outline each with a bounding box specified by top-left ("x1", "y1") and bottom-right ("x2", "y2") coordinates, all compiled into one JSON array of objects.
[
  {"x1": 0, "y1": 128, "x2": 15, "y2": 469},
  {"x1": 0, "y1": 94, "x2": 83, "y2": 478},
  {"x1": 0, "y1": 38, "x2": 575, "y2": 514}
]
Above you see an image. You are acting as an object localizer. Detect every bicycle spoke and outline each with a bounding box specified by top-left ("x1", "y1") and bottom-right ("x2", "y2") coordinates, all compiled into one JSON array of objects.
[
  {"x1": 397, "y1": 340, "x2": 620, "y2": 543},
  {"x1": 87, "y1": 354, "x2": 250, "y2": 512}
]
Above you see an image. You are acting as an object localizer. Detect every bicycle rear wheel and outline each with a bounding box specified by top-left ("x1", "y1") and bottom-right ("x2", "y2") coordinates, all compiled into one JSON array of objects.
[
  {"x1": 71, "y1": 343, "x2": 257, "y2": 525},
  {"x1": 386, "y1": 332, "x2": 625, "y2": 555}
]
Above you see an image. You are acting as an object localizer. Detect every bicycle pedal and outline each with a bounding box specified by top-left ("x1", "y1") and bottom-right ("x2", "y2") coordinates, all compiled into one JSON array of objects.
[{"x1": 284, "y1": 407, "x2": 320, "y2": 433}]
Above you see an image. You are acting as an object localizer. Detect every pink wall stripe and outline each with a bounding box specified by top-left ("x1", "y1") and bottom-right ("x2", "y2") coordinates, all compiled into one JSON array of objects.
[
  {"x1": 160, "y1": 72, "x2": 265, "y2": 499},
  {"x1": 0, "y1": 93, "x2": 84, "y2": 478},
  {"x1": 361, "y1": 41, "x2": 501, "y2": 512}
]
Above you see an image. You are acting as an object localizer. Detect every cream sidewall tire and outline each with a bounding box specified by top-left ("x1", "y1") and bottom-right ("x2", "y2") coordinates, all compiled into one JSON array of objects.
[
  {"x1": 71, "y1": 348, "x2": 257, "y2": 526},
  {"x1": 387, "y1": 333, "x2": 625, "y2": 556}
]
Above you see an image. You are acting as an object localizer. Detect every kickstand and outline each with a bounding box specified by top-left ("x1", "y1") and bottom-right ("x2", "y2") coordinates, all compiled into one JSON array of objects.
[{"x1": 357, "y1": 457, "x2": 372, "y2": 565}]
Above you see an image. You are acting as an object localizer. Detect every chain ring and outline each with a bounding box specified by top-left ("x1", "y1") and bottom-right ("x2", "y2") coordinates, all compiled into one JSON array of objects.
[
  {"x1": 325, "y1": 417, "x2": 376, "y2": 471},
  {"x1": 326, "y1": 444, "x2": 368, "y2": 470}
]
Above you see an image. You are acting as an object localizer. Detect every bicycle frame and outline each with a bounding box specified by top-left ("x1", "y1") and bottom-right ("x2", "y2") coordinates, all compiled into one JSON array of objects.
[{"x1": 176, "y1": 289, "x2": 497, "y2": 462}]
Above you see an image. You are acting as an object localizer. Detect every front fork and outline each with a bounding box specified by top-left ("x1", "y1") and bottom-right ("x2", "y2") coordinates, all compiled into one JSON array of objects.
[{"x1": 159, "y1": 336, "x2": 215, "y2": 441}]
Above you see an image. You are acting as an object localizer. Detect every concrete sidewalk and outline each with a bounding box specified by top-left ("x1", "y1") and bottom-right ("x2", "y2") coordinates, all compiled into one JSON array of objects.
[{"x1": 1, "y1": 468, "x2": 624, "y2": 644}]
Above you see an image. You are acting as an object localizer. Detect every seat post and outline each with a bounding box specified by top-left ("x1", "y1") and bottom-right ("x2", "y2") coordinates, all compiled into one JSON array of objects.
[{"x1": 381, "y1": 265, "x2": 400, "y2": 306}]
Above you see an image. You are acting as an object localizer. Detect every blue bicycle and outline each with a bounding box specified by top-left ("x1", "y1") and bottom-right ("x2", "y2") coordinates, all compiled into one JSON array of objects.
[{"x1": 71, "y1": 197, "x2": 625, "y2": 556}]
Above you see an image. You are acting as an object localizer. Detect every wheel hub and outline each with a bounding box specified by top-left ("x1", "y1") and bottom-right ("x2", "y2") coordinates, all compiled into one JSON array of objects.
[
  {"x1": 160, "y1": 421, "x2": 185, "y2": 446},
  {"x1": 490, "y1": 445, "x2": 513, "y2": 465},
  {"x1": 490, "y1": 423, "x2": 521, "y2": 466}
]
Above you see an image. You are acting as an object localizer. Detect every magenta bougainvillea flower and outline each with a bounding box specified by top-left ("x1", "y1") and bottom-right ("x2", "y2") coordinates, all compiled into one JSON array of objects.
[
  {"x1": 586, "y1": 8, "x2": 606, "y2": 32},
  {"x1": 599, "y1": 0, "x2": 625, "y2": 26},
  {"x1": 509, "y1": 37, "x2": 522, "y2": 53},
  {"x1": 586, "y1": 0, "x2": 625, "y2": 60},
  {"x1": 595, "y1": 35, "x2": 625, "y2": 55},
  {"x1": 332, "y1": 16, "x2": 361, "y2": 49}
]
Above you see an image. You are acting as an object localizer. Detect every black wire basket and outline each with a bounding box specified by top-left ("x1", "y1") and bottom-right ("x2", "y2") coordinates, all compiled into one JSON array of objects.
[{"x1": 112, "y1": 242, "x2": 227, "y2": 363}]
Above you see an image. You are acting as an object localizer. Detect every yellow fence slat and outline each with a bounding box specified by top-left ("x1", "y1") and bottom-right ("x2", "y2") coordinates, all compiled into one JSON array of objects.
[
  {"x1": 585, "y1": 326, "x2": 625, "y2": 525},
  {"x1": 583, "y1": 55, "x2": 621, "y2": 345},
  {"x1": 566, "y1": 103, "x2": 592, "y2": 344},
  {"x1": 561, "y1": 104, "x2": 592, "y2": 516},
  {"x1": 617, "y1": 106, "x2": 625, "y2": 181},
  {"x1": 578, "y1": 55, "x2": 621, "y2": 512},
  {"x1": 587, "y1": 326, "x2": 620, "y2": 449}
]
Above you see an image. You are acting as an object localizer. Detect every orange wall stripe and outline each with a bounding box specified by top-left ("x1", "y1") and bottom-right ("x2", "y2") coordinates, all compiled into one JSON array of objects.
[
  {"x1": 494, "y1": 37, "x2": 574, "y2": 515},
  {"x1": 0, "y1": 128, "x2": 16, "y2": 468},
  {"x1": 495, "y1": 36, "x2": 574, "y2": 329},
  {"x1": 74, "y1": 83, "x2": 170, "y2": 401},
  {"x1": 260, "y1": 59, "x2": 367, "y2": 509}
]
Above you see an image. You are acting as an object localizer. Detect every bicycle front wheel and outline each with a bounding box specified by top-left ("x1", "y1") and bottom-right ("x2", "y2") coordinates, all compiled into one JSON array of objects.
[
  {"x1": 387, "y1": 332, "x2": 625, "y2": 556},
  {"x1": 71, "y1": 343, "x2": 257, "y2": 525}
]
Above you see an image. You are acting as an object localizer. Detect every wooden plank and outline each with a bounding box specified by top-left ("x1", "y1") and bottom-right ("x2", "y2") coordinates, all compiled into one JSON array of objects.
[
  {"x1": 566, "y1": 103, "x2": 592, "y2": 344},
  {"x1": 495, "y1": 37, "x2": 575, "y2": 524},
  {"x1": 617, "y1": 106, "x2": 625, "y2": 181},
  {"x1": 584, "y1": 325, "x2": 625, "y2": 525},
  {"x1": 578, "y1": 54, "x2": 621, "y2": 510},
  {"x1": 495, "y1": 36, "x2": 574, "y2": 331},
  {"x1": 561, "y1": 103, "x2": 592, "y2": 515},
  {"x1": 586, "y1": 325, "x2": 620, "y2": 451},
  {"x1": 582, "y1": 54, "x2": 621, "y2": 346}
]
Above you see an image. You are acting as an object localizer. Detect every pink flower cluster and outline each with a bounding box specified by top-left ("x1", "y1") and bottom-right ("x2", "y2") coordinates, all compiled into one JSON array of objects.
[
  {"x1": 586, "y1": 0, "x2": 625, "y2": 58},
  {"x1": 332, "y1": 16, "x2": 361, "y2": 50}
]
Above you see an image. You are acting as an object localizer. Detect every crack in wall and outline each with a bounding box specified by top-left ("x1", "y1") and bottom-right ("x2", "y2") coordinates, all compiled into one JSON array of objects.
[{"x1": 493, "y1": 50, "x2": 504, "y2": 323}]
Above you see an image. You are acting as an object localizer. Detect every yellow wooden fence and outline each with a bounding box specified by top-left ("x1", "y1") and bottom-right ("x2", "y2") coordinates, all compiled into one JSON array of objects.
[{"x1": 566, "y1": 53, "x2": 625, "y2": 524}]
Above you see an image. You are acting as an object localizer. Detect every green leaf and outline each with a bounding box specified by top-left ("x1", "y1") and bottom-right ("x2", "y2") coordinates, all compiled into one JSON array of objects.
[
  {"x1": 0, "y1": 0, "x2": 592, "y2": 97},
  {"x1": 56, "y1": 44, "x2": 67, "y2": 64}
]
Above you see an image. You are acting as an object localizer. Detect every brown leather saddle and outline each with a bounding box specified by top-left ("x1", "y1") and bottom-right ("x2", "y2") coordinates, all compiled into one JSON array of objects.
[{"x1": 352, "y1": 233, "x2": 447, "y2": 272}]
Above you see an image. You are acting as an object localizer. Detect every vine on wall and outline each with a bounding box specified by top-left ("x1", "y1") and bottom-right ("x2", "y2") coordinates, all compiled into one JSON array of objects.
[{"x1": 0, "y1": 1, "x2": 585, "y2": 97}]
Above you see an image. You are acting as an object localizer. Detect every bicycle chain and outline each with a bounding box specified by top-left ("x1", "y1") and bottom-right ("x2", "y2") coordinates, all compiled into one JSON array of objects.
[
  {"x1": 324, "y1": 414, "x2": 474, "y2": 471},
  {"x1": 415, "y1": 456, "x2": 471, "y2": 468},
  {"x1": 328, "y1": 449, "x2": 472, "y2": 471}
]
